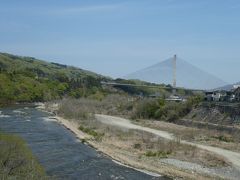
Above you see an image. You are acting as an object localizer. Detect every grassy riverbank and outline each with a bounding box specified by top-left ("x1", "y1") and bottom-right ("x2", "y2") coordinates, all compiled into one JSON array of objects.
[{"x1": 0, "y1": 132, "x2": 47, "y2": 179}]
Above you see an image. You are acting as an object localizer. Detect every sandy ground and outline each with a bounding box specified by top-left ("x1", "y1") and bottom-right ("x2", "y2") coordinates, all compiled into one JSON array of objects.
[{"x1": 95, "y1": 114, "x2": 240, "y2": 171}]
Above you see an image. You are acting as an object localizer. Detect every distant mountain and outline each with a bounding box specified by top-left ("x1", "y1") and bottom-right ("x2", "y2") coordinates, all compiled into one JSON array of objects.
[
  {"x1": 216, "y1": 82, "x2": 240, "y2": 91},
  {"x1": 125, "y1": 57, "x2": 227, "y2": 90}
]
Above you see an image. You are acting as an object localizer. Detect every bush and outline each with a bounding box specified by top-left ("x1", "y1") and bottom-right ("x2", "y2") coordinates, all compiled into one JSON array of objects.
[
  {"x1": 132, "y1": 96, "x2": 202, "y2": 122},
  {"x1": 212, "y1": 135, "x2": 234, "y2": 143},
  {"x1": 133, "y1": 143, "x2": 141, "y2": 149},
  {"x1": 58, "y1": 94, "x2": 134, "y2": 118},
  {"x1": 145, "y1": 150, "x2": 172, "y2": 158},
  {"x1": 78, "y1": 125, "x2": 104, "y2": 141},
  {"x1": 58, "y1": 98, "x2": 96, "y2": 120},
  {"x1": 132, "y1": 98, "x2": 165, "y2": 119},
  {"x1": 0, "y1": 132, "x2": 47, "y2": 179}
]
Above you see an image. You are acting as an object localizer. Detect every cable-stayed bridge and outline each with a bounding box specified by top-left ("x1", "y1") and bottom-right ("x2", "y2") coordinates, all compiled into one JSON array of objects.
[{"x1": 101, "y1": 55, "x2": 204, "y2": 93}]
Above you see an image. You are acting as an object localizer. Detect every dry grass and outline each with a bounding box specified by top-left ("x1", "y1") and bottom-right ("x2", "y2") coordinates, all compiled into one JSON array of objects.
[
  {"x1": 54, "y1": 96, "x2": 240, "y2": 153},
  {"x1": 135, "y1": 119, "x2": 240, "y2": 152},
  {"x1": 72, "y1": 116, "x2": 229, "y2": 169},
  {"x1": 46, "y1": 99, "x2": 230, "y2": 168},
  {"x1": 76, "y1": 118, "x2": 229, "y2": 179},
  {"x1": 55, "y1": 95, "x2": 134, "y2": 120}
]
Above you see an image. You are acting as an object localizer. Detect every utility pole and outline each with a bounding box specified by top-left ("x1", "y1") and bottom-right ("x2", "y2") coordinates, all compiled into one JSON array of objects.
[{"x1": 173, "y1": 54, "x2": 177, "y2": 95}]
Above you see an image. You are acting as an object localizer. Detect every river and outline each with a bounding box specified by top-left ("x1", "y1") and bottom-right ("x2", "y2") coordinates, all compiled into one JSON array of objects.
[{"x1": 0, "y1": 105, "x2": 169, "y2": 180}]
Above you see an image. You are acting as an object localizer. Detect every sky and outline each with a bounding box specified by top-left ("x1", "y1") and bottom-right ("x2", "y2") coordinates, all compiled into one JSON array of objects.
[{"x1": 1, "y1": 0, "x2": 240, "y2": 84}]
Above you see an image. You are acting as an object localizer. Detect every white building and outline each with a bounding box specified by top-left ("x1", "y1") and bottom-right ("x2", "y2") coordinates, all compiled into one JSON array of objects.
[{"x1": 233, "y1": 84, "x2": 240, "y2": 89}]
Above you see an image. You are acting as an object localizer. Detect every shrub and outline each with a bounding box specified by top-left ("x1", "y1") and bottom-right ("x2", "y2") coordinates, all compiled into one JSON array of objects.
[
  {"x1": 78, "y1": 126, "x2": 104, "y2": 141},
  {"x1": 133, "y1": 143, "x2": 141, "y2": 149},
  {"x1": 0, "y1": 132, "x2": 47, "y2": 179},
  {"x1": 212, "y1": 135, "x2": 234, "y2": 143},
  {"x1": 58, "y1": 98, "x2": 96, "y2": 120},
  {"x1": 145, "y1": 150, "x2": 172, "y2": 158},
  {"x1": 132, "y1": 96, "x2": 202, "y2": 122}
]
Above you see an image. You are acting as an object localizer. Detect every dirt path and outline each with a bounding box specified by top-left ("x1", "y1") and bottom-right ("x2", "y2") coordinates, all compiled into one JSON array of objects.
[{"x1": 96, "y1": 114, "x2": 240, "y2": 170}]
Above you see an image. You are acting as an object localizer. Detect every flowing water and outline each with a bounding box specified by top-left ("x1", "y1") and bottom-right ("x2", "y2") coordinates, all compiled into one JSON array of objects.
[{"x1": 0, "y1": 105, "x2": 168, "y2": 180}]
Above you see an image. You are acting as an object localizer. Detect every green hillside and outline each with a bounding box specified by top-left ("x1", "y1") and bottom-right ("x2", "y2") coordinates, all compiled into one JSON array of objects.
[
  {"x1": 0, "y1": 52, "x2": 110, "y2": 104},
  {"x1": 0, "y1": 52, "x2": 196, "y2": 106}
]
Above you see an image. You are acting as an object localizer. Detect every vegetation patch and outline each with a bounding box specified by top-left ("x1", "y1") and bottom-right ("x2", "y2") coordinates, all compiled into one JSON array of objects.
[
  {"x1": 212, "y1": 135, "x2": 234, "y2": 143},
  {"x1": 133, "y1": 143, "x2": 141, "y2": 149},
  {"x1": 0, "y1": 132, "x2": 47, "y2": 179},
  {"x1": 0, "y1": 52, "x2": 109, "y2": 104},
  {"x1": 78, "y1": 125, "x2": 104, "y2": 141},
  {"x1": 145, "y1": 150, "x2": 172, "y2": 158},
  {"x1": 132, "y1": 96, "x2": 203, "y2": 122}
]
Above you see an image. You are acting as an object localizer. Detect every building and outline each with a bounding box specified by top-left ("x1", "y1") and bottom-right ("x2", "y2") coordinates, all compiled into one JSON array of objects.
[
  {"x1": 225, "y1": 91, "x2": 236, "y2": 102},
  {"x1": 205, "y1": 91, "x2": 214, "y2": 101},
  {"x1": 233, "y1": 84, "x2": 240, "y2": 89},
  {"x1": 234, "y1": 87, "x2": 240, "y2": 101},
  {"x1": 205, "y1": 91, "x2": 223, "y2": 102},
  {"x1": 205, "y1": 89, "x2": 240, "y2": 102}
]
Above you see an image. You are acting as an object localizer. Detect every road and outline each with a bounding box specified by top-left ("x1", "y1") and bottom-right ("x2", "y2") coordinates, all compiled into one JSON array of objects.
[{"x1": 95, "y1": 114, "x2": 240, "y2": 170}]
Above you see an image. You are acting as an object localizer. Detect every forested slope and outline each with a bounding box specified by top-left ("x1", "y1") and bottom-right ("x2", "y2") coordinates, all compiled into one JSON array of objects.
[{"x1": 0, "y1": 53, "x2": 109, "y2": 104}]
